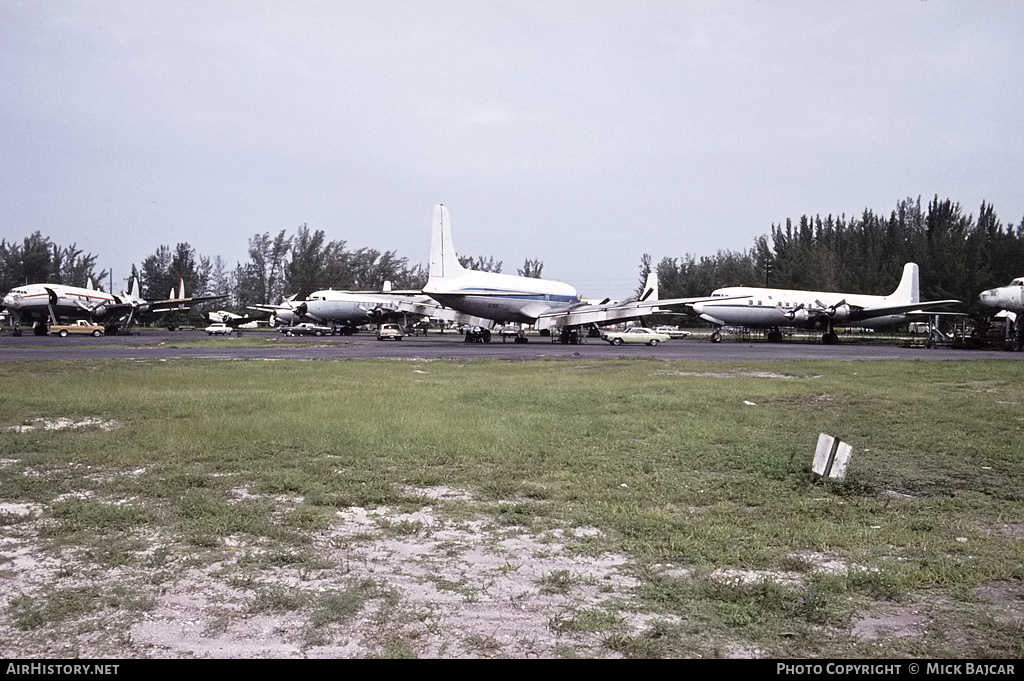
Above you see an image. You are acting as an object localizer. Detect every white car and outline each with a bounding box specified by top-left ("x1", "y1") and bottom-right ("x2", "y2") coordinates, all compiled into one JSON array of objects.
[
  {"x1": 601, "y1": 327, "x2": 672, "y2": 346},
  {"x1": 204, "y1": 323, "x2": 233, "y2": 336},
  {"x1": 376, "y1": 323, "x2": 404, "y2": 341}
]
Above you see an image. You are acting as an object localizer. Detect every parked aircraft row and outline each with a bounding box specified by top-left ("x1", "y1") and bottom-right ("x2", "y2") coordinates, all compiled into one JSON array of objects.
[
  {"x1": 693, "y1": 263, "x2": 959, "y2": 344},
  {"x1": 247, "y1": 281, "x2": 490, "y2": 332},
  {"x1": 416, "y1": 205, "x2": 966, "y2": 345},
  {"x1": 0, "y1": 278, "x2": 225, "y2": 336},
  {"x1": 4, "y1": 203, "x2": 1020, "y2": 345}
]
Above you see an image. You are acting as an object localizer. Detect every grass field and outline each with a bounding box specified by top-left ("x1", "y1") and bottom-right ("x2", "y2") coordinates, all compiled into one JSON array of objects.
[{"x1": 0, "y1": 357, "x2": 1021, "y2": 658}]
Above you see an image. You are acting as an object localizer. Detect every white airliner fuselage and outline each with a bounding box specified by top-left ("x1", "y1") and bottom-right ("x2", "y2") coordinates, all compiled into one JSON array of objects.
[
  {"x1": 3, "y1": 283, "x2": 120, "y2": 326},
  {"x1": 2, "y1": 278, "x2": 225, "y2": 335},
  {"x1": 252, "y1": 285, "x2": 490, "y2": 330},
  {"x1": 978, "y1": 277, "x2": 1024, "y2": 314},
  {"x1": 296, "y1": 290, "x2": 393, "y2": 326},
  {"x1": 422, "y1": 205, "x2": 581, "y2": 324},
  {"x1": 420, "y1": 204, "x2": 746, "y2": 341},
  {"x1": 425, "y1": 271, "x2": 582, "y2": 326},
  {"x1": 691, "y1": 263, "x2": 959, "y2": 343}
]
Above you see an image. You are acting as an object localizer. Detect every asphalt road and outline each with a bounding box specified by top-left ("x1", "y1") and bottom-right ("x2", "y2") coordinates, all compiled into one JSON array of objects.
[{"x1": 1, "y1": 330, "x2": 1021, "y2": 362}]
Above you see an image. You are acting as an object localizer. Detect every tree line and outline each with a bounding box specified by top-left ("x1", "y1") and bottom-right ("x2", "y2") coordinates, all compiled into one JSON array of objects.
[
  {"x1": 0, "y1": 233, "x2": 109, "y2": 295},
  {"x1": 1, "y1": 221, "x2": 547, "y2": 312},
  {"x1": 0, "y1": 226, "x2": 430, "y2": 309},
  {"x1": 5, "y1": 195, "x2": 1021, "y2": 316},
  {"x1": 643, "y1": 196, "x2": 1024, "y2": 315}
]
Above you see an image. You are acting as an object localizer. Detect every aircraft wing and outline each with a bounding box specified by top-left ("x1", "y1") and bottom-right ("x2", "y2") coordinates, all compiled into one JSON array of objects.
[
  {"x1": 199, "y1": 311, "x2": 267, "y2": 327},
  {"x1": 382, "y1": 296, "x2": 493, "y2": 327},
  {"x1": 537, "y1": 295, "x2": 749, "y2": 328},
  {"x1": 248, "y1": 304, "x2": 285, "y2": 314},
  {"x1": 142, "y1": 293, "x2": 228, "y2": 313},
  {"x1": 847, "y1": 299, "x2": 960, "y2": 321}
]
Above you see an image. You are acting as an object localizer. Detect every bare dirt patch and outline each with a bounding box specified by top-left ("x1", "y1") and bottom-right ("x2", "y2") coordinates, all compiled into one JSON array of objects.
[
  {"x1": 852, "y1": 605, "x2": 931, "y2": 641},
  {"x1": 0, "y1": 486, "x2": 651, "y2": 659},
  {"x1": 6, "y1": 418, "x2": 122, "y2": 433},
  {"x1": 976, "y1": 521, "x2": 1024, "y2": 540},
  {"x1": 653, "y1": 370, "x2": 811, "y2": 379},
  {"x1": 972, "y1": 582, "x2": 1024, "y2": 625}
]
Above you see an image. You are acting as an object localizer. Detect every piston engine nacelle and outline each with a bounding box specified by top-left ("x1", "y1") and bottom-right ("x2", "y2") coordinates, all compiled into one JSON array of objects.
[{"x1": 828, "y1": 304, "x2": 852, "y2": 322}]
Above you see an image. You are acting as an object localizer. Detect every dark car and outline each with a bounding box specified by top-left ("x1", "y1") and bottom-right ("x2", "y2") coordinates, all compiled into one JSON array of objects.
[{"x1": 279, "y1": 323, "x2": 333, "y2": 336}]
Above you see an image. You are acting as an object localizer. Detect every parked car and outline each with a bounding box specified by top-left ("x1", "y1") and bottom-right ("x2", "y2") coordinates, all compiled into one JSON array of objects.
[
  {"x1": 653, "y1": 326, "x2": 691, "y2": 339},
  {"x1": 279, "y1": 322, "x2": 333, "y2": 336},
  {"x1": 204, "y1": 323, "x2": 234, "y2": 336},
  {"x1": 376, "y1": 323, "x2": 404, "y2": 341},
  {"x1": 49, "y1": 320, "x2": 105, "y2": 337},
  {"x1": 601, "y1": 327, "x2": 671, "y2": 346}
]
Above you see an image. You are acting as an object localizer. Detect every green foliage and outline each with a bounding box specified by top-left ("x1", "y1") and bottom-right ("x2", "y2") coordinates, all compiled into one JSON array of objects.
[
  {"x1": 517, "y1": 258, "x2": 544, "y2": 278},
  {"x1": 0, "y1": 233, "x2": 107, "y2": 292},
  {"x1": 458, "y1": 254, "x2": 502, "y2": 273},
  {"x1": 656, "y1": 195, "x2": 1024, "y2": 313}
]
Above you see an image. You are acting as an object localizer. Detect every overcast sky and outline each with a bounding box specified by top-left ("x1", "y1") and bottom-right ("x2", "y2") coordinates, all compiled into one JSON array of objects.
[{"x1": 2, "y1": 1, "x2": 1022, "y2": 299}]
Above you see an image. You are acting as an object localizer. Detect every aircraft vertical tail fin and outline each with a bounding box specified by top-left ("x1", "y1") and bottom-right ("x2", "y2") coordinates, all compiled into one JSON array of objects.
[
  {"x1": 640, "y1": 271, "x2": 659, "y2": 302},
  {"x1": 428, "y1": 204, "x2": 468, "y2": 281},
  {"x1": 891, "y1": 263, "x2": 920, "y2": 304}
]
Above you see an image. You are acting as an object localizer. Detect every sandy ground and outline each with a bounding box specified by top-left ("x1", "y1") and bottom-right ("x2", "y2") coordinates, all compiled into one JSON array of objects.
[
  {"x1": 0, "y1": 481, "x2": 671, "y2": 659},
  {"x1": 2, "y1": 441, "x2": 1022, "y2": 659}
]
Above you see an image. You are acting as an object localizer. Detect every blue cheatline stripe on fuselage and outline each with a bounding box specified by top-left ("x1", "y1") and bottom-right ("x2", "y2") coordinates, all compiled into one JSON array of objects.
[{"x1": 450, "y1": 288, "x2": 580, "y2": 304}]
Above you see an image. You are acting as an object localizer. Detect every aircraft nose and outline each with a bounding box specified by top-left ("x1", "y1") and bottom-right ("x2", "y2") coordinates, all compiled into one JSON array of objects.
[{"x1": 978, "y1": 289, "x2": 998, "y2": 306}]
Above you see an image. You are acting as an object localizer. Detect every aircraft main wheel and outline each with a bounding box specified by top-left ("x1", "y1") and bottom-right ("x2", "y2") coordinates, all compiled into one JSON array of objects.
[{"x1": 711, "y1": 331, "x2": 722, "y2": 343}]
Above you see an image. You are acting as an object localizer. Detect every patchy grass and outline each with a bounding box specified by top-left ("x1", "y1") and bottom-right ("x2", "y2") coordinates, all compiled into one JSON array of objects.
[{"x1": 0, "y1": 358, "x2": 1022, "y2": 658}]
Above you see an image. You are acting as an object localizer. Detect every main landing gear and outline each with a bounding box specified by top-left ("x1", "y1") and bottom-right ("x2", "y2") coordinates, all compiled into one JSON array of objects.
[
  {"x1": 557, "y1": 328, "x2": 583, "y2": 344},
  {"x1": 463, "y1": 327, "x2": 492, "y2": 343}
]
